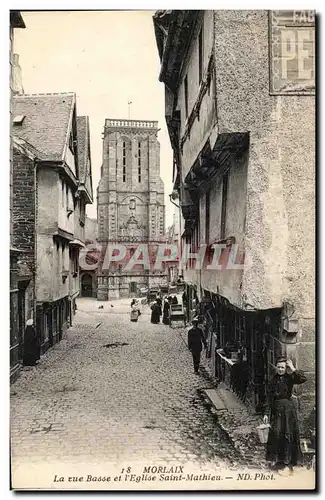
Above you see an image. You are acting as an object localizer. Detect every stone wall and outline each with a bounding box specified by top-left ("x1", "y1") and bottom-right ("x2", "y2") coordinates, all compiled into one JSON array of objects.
[
  {"x1": 36, "y1": 168, "x2": 70, "y2": 303},
  {"x1": 171, "y1": 10, "x2": 315, "y2": 427},
  {"x1": 12, "y1": 148, "x2": 36, "y2": 276},
  {"x1": 213, "y1": 10, "x2": 315, "y2": 426}
]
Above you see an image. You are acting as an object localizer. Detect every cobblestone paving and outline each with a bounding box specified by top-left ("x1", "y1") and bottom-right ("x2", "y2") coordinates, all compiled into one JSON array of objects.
[{"x1": 11, "y1": 298, "x2": 246, "y2": 471}]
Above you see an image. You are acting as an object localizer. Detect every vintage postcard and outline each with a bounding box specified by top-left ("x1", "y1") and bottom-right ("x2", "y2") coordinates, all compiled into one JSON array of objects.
[{"x1": 9, "y1": 8, "x2": 316, "y2": 491}]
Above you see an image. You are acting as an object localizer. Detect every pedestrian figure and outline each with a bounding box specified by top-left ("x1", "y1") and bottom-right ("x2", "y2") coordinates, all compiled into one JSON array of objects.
[
  {"x1": 23, "y1": 319, "x2": 40, "y2": 366},
  {"x1": 168, "y1": 295, "x2": 173, "y2": 305},
  {"x1": 162, "y1": 298, "x2": 170, "y2": 325},
  {"x1": 130, "y1": 299, "x2": 140, "y2": 322},
  {"x1": 172, "y1": 295, "x2": 178, "y2": 305},
  {"x1": 150, "y1": 301, "x2": 161, "y2": 324},
  {"x1": 187, "y1": 317, "x2": 207, "y2": 374},
  {"x1": 263, "y1": 357, "x2": 307, "y2": 473},
  {"x1": 156, "y1": 297, "x2": 162, "y2": 318},
  {"x1": 135, "y1": 299, "x2": 141, "y2": 316}
]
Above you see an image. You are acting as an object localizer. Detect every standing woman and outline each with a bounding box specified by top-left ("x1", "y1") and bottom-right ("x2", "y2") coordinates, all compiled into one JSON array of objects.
[
  {"x1": 263, "y1": 357, "x2": 307, "y2": 472},
  {"x1": 130, "y1": 301, "x2": 139, "y2": 322},
  {"x1": 156, "y1": 297, "x2": 162, "y2": 320},
  {"x1": 23, "y1": 319, "x2": 40, "y2": 366},
  {"x1": 162, "y1": 297, "x2": 170, "y2": 325},
  {"x1": 150, "y1": 301, "x2": 161, "y2": 324}
]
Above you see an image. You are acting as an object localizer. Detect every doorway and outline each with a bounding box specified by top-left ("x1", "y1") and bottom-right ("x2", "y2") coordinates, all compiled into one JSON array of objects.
[
  {"x1": 17, "y1": 281, "x2": 29, "y2": 362},
  {"x1": 81, "y1": 273, "x2": 93, "y2": 297},
  {"x1": 129, "y1": 281, "x2": 137, "y2": 297}
]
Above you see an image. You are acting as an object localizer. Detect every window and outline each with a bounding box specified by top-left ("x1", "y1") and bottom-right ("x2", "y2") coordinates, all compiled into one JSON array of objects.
[
  {"x1": 73, "y1": 251, "x2": 78, "y2": 275},
  {"x1": 62, "y1": 243, "x2": 65, "y2": 271},
  {"x1": 205, "y1": 190, "x2": 210, "y2": 244},
  {"x1": 184, "y1": 75, "x2": 189, "y2": 118},
  {"x1": 138, "y1": 141, "x2": 141, "y2": 182},
  {"x1": 65, "y1": 184, "x2": 69, "y2": 209},
  {"x1": 122, "y1": 141, "x2": 126, "y2": 182},
  {"x1": 69, "y1": 132, "x2": 74, "y2": 154},
  {"x1": 61, "y1": 179, "x2": 65, "y2": 207},
  {"x1": 80, "y1": 201, "x2": 85, "y2": 225},
  {"x1": 199, "y1": 26, "x2": 203, "y2": 83},
  {"x1": 13, "y1": 115, "x2": 25, "y2": 125},
  {"x1": 220, "y1": 172, "x2": 229, "y2": 239},
  {"x1": 53, "y1": 308, "x2": 57, "y2": 334}
]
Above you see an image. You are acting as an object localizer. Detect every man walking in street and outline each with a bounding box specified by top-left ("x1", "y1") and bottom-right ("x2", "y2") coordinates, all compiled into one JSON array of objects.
[{"x1": 187, "y1": 317, "x2": 207, "y2": 374}]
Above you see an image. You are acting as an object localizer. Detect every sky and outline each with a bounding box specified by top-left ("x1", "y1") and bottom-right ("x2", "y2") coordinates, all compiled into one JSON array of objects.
[{"x1": 14, "y1": 10, "x2": 174, "y2": 226}]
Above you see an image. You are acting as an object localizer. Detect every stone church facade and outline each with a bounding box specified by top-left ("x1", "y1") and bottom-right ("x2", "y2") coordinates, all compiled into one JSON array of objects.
[{"x1": 97, "y1": 119, "x2": 166, "y2": 299}]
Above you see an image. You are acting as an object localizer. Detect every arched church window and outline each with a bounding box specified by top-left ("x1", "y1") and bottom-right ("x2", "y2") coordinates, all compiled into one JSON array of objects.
[
  {"x1": 138, "y1": 141, "x2": 141, "y2": 182},
  {"x1": 122, "y1": 141, "x2": 126, "y2": 182}
]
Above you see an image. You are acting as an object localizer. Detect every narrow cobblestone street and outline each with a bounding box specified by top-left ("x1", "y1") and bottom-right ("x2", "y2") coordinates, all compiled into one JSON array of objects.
[
  {"x1": 10, "y1": 298, "x2": 248, "y2": 486},
  {"x1": 10, "y1": 298, "x2": 315, "y2": 490}
]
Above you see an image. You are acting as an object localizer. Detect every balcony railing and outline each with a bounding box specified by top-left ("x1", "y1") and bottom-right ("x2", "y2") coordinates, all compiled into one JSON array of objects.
[{"x1": 105, "y1": 119, "x2": 158, "y2": 129}]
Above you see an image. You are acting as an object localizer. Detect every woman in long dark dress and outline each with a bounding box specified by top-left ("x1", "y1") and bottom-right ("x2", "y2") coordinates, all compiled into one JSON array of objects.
[
  {"x1": 162, "y1": 298, "x2": 170, "y2": 325},
  {"x1": 23, "y1": 319, "x2": 40, "y2": 366},
  {"x1": 156, "y1": 297, "x2": 162, "y2": 319},
  {"x1": 263, "y1": 357, "x2": 307, "y2": 472},
  {"x1": 150, "y1": 301, "x2": 161, "y2": 324}
]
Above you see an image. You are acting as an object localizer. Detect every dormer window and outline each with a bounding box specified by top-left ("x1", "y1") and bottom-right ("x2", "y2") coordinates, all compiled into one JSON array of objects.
[
  {"x1": 68, "y1": 132, "x2": 75, "y2": 154},
  {"x1": 13, "y1": 115, "x2": 25, "y2": 125}
]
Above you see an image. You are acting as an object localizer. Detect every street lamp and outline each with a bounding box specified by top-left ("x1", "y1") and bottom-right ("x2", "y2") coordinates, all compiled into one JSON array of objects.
[{"x1": 169, "y1": 190, "x2": 179, "y2": 208}]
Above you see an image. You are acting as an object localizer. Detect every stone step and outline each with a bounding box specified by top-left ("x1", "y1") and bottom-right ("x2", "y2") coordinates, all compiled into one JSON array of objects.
[
  {"x1": 217, "y1": 384, "x2": 248, "y2": 411},
  {"x1": 202, "y1": 389, "x2": 227, "y2": 411}
]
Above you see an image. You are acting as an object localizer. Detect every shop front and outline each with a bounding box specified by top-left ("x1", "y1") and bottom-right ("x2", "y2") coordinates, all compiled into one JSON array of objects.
[
  {"x1": 36, "y1": 296, "x2": 70, "y2": 353},
  {"x1": 198, "y1": 291, "x2": 282, "y2": 414}
]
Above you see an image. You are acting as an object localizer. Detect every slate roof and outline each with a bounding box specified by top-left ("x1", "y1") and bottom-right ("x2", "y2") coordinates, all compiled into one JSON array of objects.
[
  {"x1": 12, "y1": 93, "x2": 76, "y2": 161},
  {"x1": 77, "y1": 115, "x2": 93, "y2": 201},
  {"x1": 13, "y1": 136, "x2": 44, "y2": 159},
  {"x1": 76, "y1": 116, "x2": 87, "y2": 183}
]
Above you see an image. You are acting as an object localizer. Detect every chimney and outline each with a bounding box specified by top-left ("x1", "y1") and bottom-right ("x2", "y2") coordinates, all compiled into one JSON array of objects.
[{"x1": 12, "y1": 53, "x2": 24, "y2": 95}]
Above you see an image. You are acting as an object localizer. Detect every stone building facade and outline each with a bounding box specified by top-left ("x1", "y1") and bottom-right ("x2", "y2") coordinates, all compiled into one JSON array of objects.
[
  {"x1": 165, "y1": 198, "x2": 184, "y2": 284},
  {"x1": 11, "y1": 138, "x2": 36, "y2": 381},
  {"x1": 79, "y1": 216, "x2": 98, "y2": 298},
  {"x1": 12, "y1": 93, "x2": 93, "y2": 356},
  {"x1": 154, "y1": 10, "x2": 315, "y2": 429},
  {"x1": 10, "y1": 10, "x2": 26, "y2": 382},
  {"x1": 97, "y1": 119, "x2": 166, "y2": 299}
]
